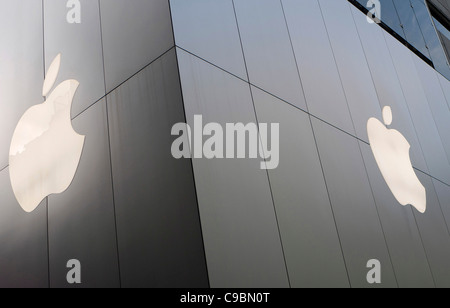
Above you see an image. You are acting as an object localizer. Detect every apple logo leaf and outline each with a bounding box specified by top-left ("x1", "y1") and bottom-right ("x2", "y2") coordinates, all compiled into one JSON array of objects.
[
  {"x1": 382, "y1": 106, "x2": 393, "y2": 126},
  {"x1": 43, "y1": 53, "x2": 61, "y2": 97}
]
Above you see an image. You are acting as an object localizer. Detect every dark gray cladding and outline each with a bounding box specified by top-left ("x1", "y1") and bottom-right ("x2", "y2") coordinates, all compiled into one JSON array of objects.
[{"x1": 107, "y1": 49, "x2": 209, "y2": 288}]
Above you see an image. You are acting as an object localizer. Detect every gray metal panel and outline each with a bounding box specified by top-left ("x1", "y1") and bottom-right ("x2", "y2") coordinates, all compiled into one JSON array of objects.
[
  {"x1": 107, "y1": 49, "x2": 209, "y2": 288},
  {"x1": 414, "y1": 172, "x2": 450, "y2": 287},
  {"x1": 438, "y1": 73, "x2": 450, "y2": 110},
  {"x1": 233, "y1": 0, "x2": 307, "y2": 110},
  {"x1": 359, "y1": 142, "x2": 435, "y2": 288},
  {"x1": 48, "y1": 100, "x2": 120, "y2": 288},
  {"x1": 433, "y1": 180, "x2": 450, "y2": 238},
  {"x1": 413, "y1": 57, "x2": 450, "y2": 164},
  {"x1": 0, "y1": 169, "x2": 48, "y2": 288},
  {"x1": 311, "y1": 117, "x2": 397, "y2": 288},
  {"x1": 351, "y1": 6, "x2": 429, "y2": 173},
  {"x1": 281, "y1": 0, "x2": 355, "y2": 135},
  {"x1": 252, "y1": 87, "x2": 349, "y2": 288},
  {"x1": 170, "y1": 0, "x2": 247, "y2": 80},
  {"x1": 318, "y1": 0, "x2": 382, "y2": 142},
  {"x1": 0, "y1": 0, "x2": 43, "y2": 169},
  {"x1": 385, "y1": 32, "x2": 450, "y2": 184},
  {"x1": 44, "y1": 0, "x2": 105, "y2": 117},
  {"x1": 177, "y1": 48, "x2": 289, "y2": 288},
  {"x1": 99, "y1": 0, "x2": 174, "y2": 92}
]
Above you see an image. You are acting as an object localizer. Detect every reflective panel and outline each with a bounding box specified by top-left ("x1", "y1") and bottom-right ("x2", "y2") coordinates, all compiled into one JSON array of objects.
[
  {"x1": 312, "y1": 117, "x2": 397, "y2": 288},
  {"x1": 379, "y1": 0, "x2": 406, "y2": 38},
  {"x1": 319, "y1": 0, "x2": 383, "y2": 142},
  {"x1": 413, "y1": 55, "x2": 450, "y2": 165},
  {"x1": 0, "y1": 0, "x2": 44, "y2": 170},
  {"x1": 282, "y1": 0, "x2": 355, "y2": 135},
  {"x1": 413, "y1": 0, "x2": 450, "y2": 80},
  {"x1": 433, "y1": 179, "x2": 450, "y2": 235},
  {"x1": 360, "y1": 142, "x2": 434, "y2": 288},
  {"x1": 394, "y1": 0, "x2": 431, "y2": 59},
  {"x1": 438, "y1": 72, "x2": 450, "y2": 109},
  {"x1": 433, "y1": 15, "x2": 450, "y2": 60},
  {"x1": 0, "y1": 168, "x2": 48, "y2": 288},
  {"x1": 413, "y1": 172, "x2": 450, "y2": 287},
  {"x1": 385, "y1": 32, "x2": 450, "y2": 184},
  {"x1": 177, "y1": 48, "x2": 289, "y2": 288},
  {"x1": 9, "y1": 55, "x2": 85, "y2": 213},
  {"x1": 253, "y1": 86, "x2": 349, "y2": 288},
  {"x1": 170, "y1": 0, "x2": 247, "y2": 80},
  {"x1": 44, "y1": 0, "x2": 106, "y2": 116},
  {"x1": 108, "y1": 49, "x2": 209, "y2": 288},
  {"x1": 352, "y1": 0, "x2": 450, "y2": 81},
  {"x1": 233, "y1": 0, "x2": 307, "y2": 110},
  {"x1": 48, "y1": 99, "x2": 120, "y2": 288},
  {"x1": 351, "y1": 6, "x2": 429, "y2": 172},
  {"x1": 99, "y1": 0, "x2": 174, "y2": 92},
  {"x1": 352, "y1": 0, "x2": 406, "y2": 38}
]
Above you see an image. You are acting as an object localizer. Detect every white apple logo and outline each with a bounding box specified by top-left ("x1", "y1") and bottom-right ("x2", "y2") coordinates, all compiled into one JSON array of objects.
[
  {"x1": 9, "y1": 54, "x2": 85, "y2": 213},
  {"x1": 367, "y1": 106, "x2": 426, "y2": 213}
]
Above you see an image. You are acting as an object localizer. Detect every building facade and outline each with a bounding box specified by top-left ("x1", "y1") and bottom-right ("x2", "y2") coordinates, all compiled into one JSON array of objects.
[{"x1": 0, "y1": 0, "x2": 450, "y2": 288}]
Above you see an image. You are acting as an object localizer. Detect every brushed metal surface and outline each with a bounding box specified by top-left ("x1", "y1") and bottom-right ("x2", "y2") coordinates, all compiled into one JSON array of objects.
[
  {"x1": 44, "y1": 0, "x2": 105, "y2": 117},
  {"x1": 0, "y1": 0, "x2": 44, "y2": 170},
  {"x1": 413, "y1": 56, "x2": 450, "y2": 164},
  {"x1": 311, "y1": 117, "x2": 397, "y2": 288},
  {"x1": 170, "y1": 0, "x2": 247, "y2": 80},
  {"x1": 433, "y1": 179, "x2": 450, "y2": 241},
  {"x1": 0, "y1": 168, "x2": 48, "y2": 288},
  {"x1": 360, "y1": 141, "x2": 435, "y2": 288},
  {"x1": 48, "y1": 100, "x2": 120, "y2": 288},
  {"x1": 318, "y1": 0, "x2": 383, "y2": 143},
  {"x1": 352, "y1": 6, "x2": 429, "y2": 172},
  {"x1": 177, "y1": 48, "x2": 289, "y2": 288},
  {"x1": 99, "y1": 0, "x2": 174, "y2": 92},
  {"x1": 281, "y1": 0, "x2": 355, "y2": 135},
  {"x1": 253, "y1": 86, "x2": 349, "y2": 288},
  {"x1": 107, "y1": 49, "x2": 209, "y2": 288},
  {"x1": 233, "y1": 0, "x2": 307, "y2": 110},
  {"x1": 385, "y1": 32, "x2": 450, "y2": 185},
  {"x1": 413, "y1": 172, "x2": 450, "y2": 287},
  {"x1": 438, "y1": 73, "x2": 450, "y2": 110}
]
